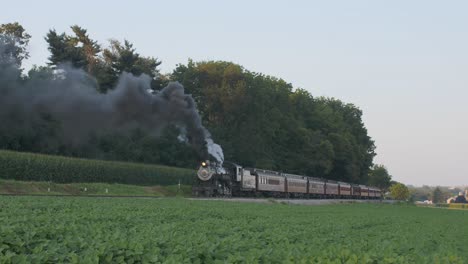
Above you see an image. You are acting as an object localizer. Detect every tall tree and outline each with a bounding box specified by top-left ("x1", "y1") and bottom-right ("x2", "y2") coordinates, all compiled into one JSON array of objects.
[
  {"x1": 431, "y1": 187, "x2": 444, "y2": 204},
  {"x1": 45, "y1": 25, "x2": 100, "y2": 73},
  {"x1": 102, "y1": 39, "x2": 162, "y2": 91},
  {"x1": 69, "y1": 25, "x2": 101, "y2": 74},
  {"x1": 0, "y1": 22, "x2": 31, "y2": 67},
  {"x1": 45, "y1": 26, "x2": 163, "y2": 92},
  {"x1": 368, "y1": 164, "x2": 392, "y2": 191},
  {"x1": 390, "y1": 183, "x2": 410, "y2": 201},
  {"x1": 45, "y1": 29, "x2": 87, "y2": 69}
]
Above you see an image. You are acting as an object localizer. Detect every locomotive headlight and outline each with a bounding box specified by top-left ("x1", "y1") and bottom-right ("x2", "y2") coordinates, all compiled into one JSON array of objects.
[{"x1": 201, "y1": 162, "x2": 207, "y2": 167}]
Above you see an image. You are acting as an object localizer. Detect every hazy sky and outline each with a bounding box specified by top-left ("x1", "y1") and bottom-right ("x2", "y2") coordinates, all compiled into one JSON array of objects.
[{"x1": 2, "y1": 1, "x2": 467, "y2": 186}]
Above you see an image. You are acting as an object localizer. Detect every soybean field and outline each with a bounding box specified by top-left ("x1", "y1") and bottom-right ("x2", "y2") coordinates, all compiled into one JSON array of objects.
[{"x1": 1, "y1": 197, "x2": 467, "y2": 263}]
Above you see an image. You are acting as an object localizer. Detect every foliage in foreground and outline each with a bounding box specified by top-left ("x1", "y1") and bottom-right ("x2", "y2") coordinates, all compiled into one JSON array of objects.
[
  {"x1": 0, "y1": 197, "x2": 466, "y2": 263},
  {"x1": 0, "y1": 150, "x2": 195, "y2": 185}
]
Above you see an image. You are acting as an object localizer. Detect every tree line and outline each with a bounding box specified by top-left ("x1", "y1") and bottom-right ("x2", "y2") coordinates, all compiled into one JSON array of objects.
[{"x1": 0, "y1": 22, "x2": 393, "y2": 186}]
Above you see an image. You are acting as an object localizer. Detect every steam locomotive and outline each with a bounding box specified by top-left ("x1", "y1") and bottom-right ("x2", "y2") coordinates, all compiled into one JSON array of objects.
[{"x1": 192, "y1": 161, "x2": 382, "y2": 199}]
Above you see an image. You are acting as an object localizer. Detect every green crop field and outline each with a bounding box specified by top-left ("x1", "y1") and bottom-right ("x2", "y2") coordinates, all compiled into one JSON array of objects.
[
  {"x1": 0, "y1": 179, "x2": 192, "y2": 197},
  {"x1": 0, "y1": 150, "x2": 195, "y2": 186},
  {"x1": 1, "y1": 197, "x2": 466, "y2": 263}
]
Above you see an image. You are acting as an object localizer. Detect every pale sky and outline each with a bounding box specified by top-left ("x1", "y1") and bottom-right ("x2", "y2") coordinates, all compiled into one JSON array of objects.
[{"x1": 2, "y1": 0, "x2": 467, "y2": 186}]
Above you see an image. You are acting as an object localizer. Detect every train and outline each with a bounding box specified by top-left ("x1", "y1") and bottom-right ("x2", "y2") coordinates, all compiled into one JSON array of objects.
[{"x1": 192, "y1": 161, "x2": 382, "y2": 199}]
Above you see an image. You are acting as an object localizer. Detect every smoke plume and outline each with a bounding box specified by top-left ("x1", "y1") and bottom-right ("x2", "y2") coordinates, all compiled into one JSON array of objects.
[{"x1": 0, "y1": 40, "x2": 224, "y2": 164}]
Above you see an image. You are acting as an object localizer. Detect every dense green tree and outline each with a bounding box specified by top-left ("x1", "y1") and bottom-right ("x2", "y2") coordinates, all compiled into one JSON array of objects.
[
  {"x1": 27, "y1": 65, "x2": 54, "y2": 80},
  {"x1": 172, "y1": 60, "x2": 375, "y2": 181},
  {"x1": 69, "y1": 25, "x2": 101, "y2": 74},
  {"x1": 431, "y1": 187, "x2": 444, "y2": 204},
  {"x1": 45, "y1": 25, "x2": 101, "y2": 72},
  {"x1": 2, "y1": 27, "x2": 378, "y2": 179},
  {"x1": 101, "y1": 39, "x2": 162, "y2": 91},
  {"x1": 368, "y1": 164, "x2": 392, "y2": 191},
  {"x1": 45, "y1": 29, "x2": 87, "y2": 69},
  {"x1": 45, "y1": 26, "x2": 163, "y2": 92},
  {"x1": 0, "y1": 22, "x2": 31, "y2": 67},
  {"x1": 409, "y1": 186, "x2": 431, "y2": 201},
  {"x1": 390, "y1": 183, "x2": 410, "y2": 201}
]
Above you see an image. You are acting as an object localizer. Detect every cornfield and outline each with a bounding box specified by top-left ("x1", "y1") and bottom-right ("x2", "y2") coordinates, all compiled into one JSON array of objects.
[{"x1": 0, "y1": 150, "x2": 195, "y2": 185}]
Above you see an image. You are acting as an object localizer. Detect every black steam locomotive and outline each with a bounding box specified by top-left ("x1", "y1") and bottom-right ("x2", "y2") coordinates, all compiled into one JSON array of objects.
[{"x1": 192, "y1": 161, "x2": 382, "y2": 199}]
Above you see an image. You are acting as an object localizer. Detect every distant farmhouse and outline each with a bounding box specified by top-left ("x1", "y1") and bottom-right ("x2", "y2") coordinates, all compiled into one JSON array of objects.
[{"x1": 446, "y1": 190, "x2": 468, "y2": 204}]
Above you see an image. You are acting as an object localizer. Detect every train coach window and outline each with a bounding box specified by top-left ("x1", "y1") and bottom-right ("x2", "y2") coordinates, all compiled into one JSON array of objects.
[{"x1": 268, "y1": 179, "x2": 280, "y2": 185}]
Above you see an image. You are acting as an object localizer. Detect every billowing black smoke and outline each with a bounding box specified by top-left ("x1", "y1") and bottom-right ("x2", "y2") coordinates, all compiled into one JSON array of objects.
[{"x1": 0, "y1": 40, "x2": 224, "y2": 164}]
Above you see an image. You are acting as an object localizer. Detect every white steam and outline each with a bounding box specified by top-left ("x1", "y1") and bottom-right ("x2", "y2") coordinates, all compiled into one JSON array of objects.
[{"x1": 206, "y1": 138, "x2": 224, "y2": 164}]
